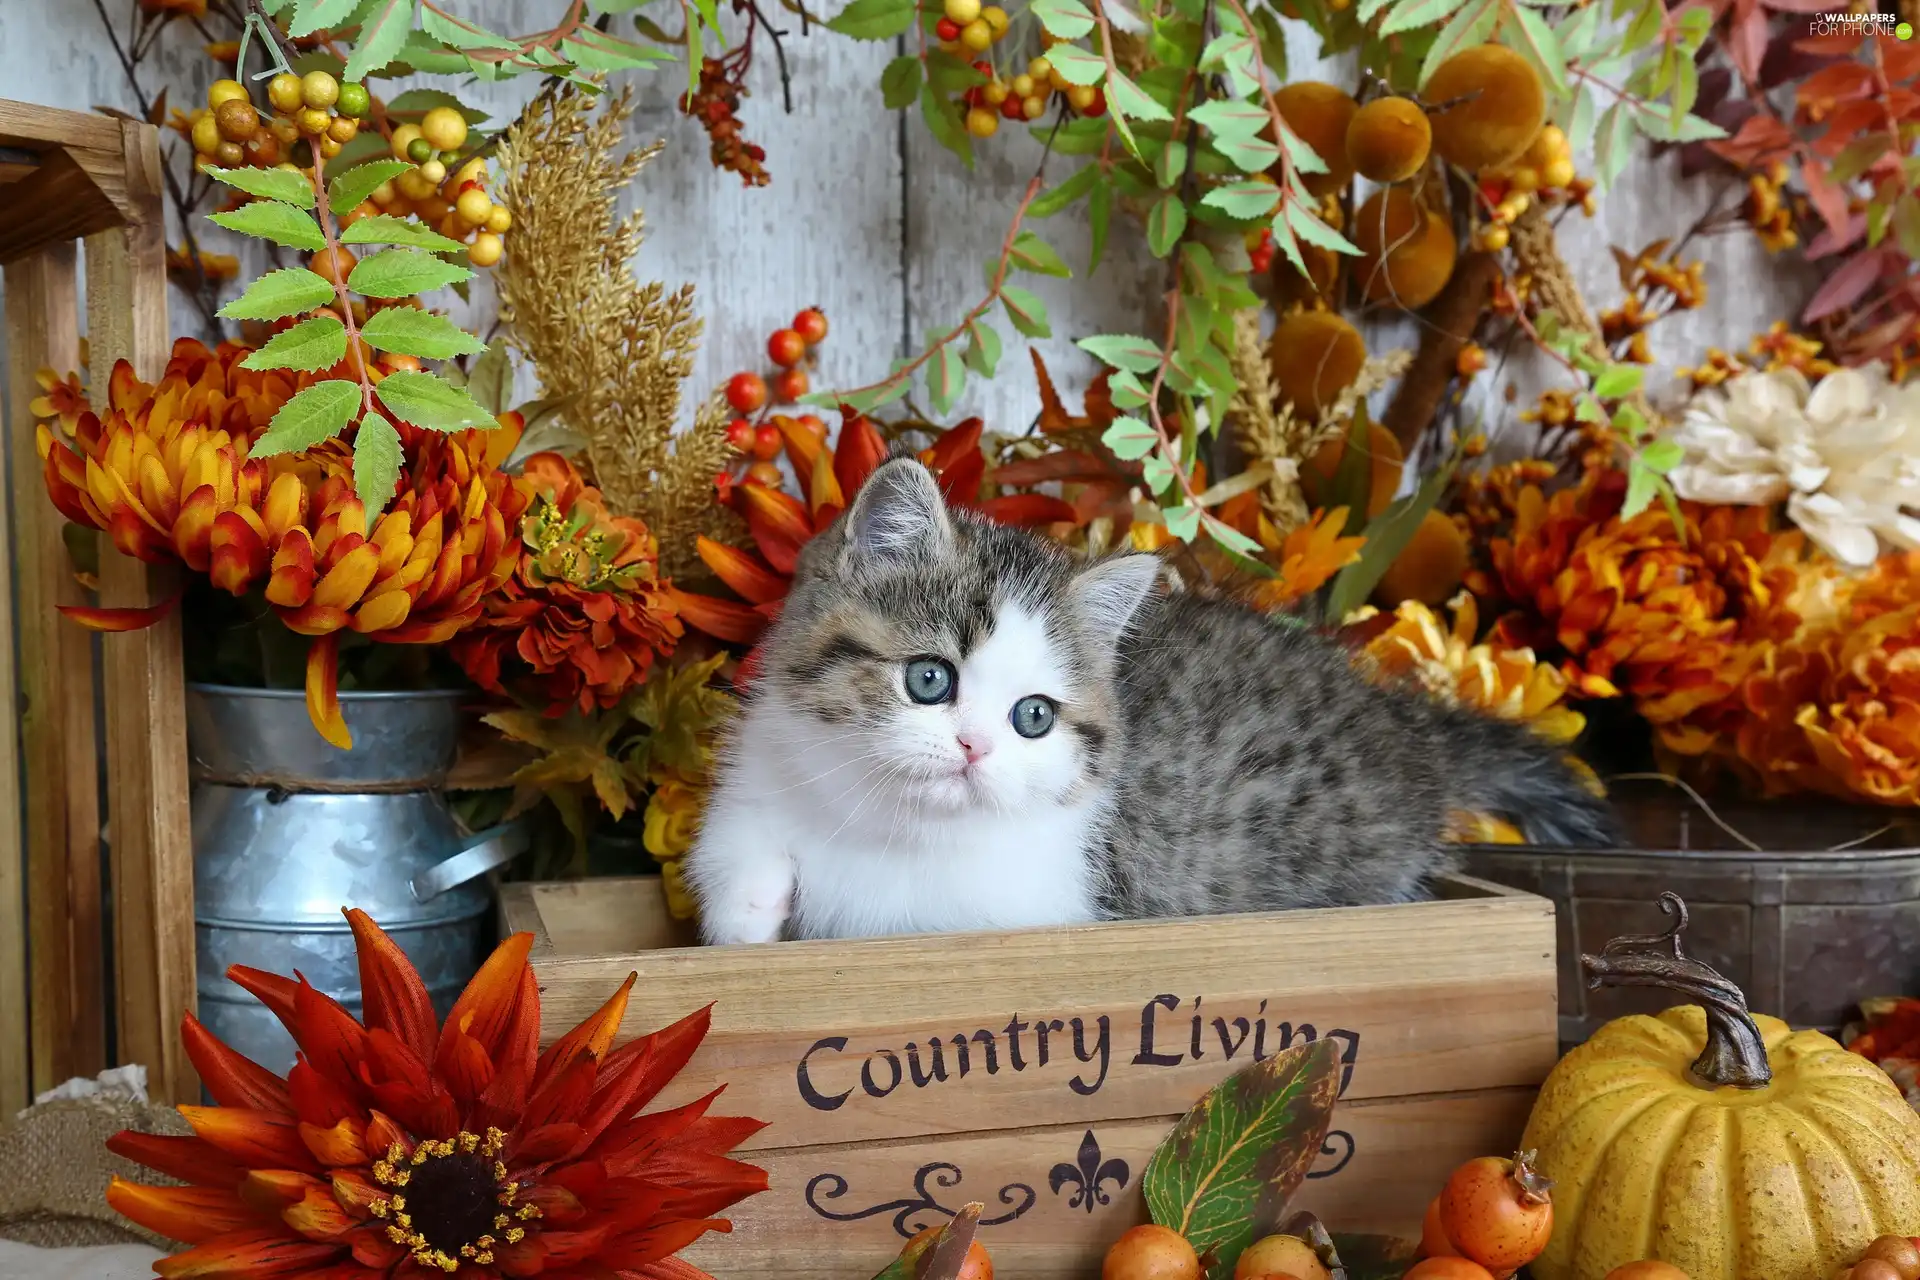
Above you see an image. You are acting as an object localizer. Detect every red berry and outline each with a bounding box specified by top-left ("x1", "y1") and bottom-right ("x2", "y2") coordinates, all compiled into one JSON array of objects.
[
  {"x1": 752, "y1": 422, "x2": 783, "y2": 461},
  {"x1": 793, "y1": 308, "x2": 829, "y2": 345},
  {"x1": 725, "y1": 417, "x2": 755, "y2": 451},
  {"x1": 747, "y1": 460, "x2": 784, "y2": 488},
  {"x1": 1000, "y1": 94, "x2": 1024, "y2": 119},
  {"x1": 1084, "y1": 87, "x2": 1106, "y2": 117},
  {"x1": 726, "y1": 371, "x2": 767, "y2": 414},
  {"x1": 772, "y1": 366, "x2": 809, "y2": 403},
  {"x1": 936, "y1": 16, "x2": 961, "y2": 38},
  {"x1": 796, "y1": 412, "x2": 828, "y2": 440},
  {"x1": 767, "y1": 328, "x2": 807, "y2": 368}
]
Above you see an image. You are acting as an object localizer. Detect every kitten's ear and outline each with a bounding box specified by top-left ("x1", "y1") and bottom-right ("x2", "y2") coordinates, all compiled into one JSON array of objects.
[
  {"x1": 1072, "y1": 553, "x2": 1161, "y2": 637},
  {"x1": 845, "y1": 458, "x2": 953, "y2": 563}
]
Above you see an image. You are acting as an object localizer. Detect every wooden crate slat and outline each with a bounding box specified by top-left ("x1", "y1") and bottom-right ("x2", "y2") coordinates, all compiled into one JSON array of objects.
[
  {"x1": 84, "y1": 118, "x2": 196, "y2": 1107},
  {"x1": 0, "y1": 149, "x2": 123, "y2": 266},
  {"x1": 3, "y1": 240, "x2": 105, "y2": 1099}
]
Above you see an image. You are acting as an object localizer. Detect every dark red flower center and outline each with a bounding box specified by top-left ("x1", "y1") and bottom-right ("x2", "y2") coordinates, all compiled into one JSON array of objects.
[{"x1": 371, "y1": 1128, "x2": 540, "y2": 1272}]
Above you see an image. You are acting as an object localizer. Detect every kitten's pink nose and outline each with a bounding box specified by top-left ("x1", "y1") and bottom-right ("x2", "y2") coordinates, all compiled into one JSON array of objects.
[{"x1": 957, "y1": 732, "x2": 991, "y2": 764}]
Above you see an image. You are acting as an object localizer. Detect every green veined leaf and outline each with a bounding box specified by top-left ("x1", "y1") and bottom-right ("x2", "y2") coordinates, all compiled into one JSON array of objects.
[
  {"x1": 464, "y1": 340, "x2": 512, "y2": 414},
  {"x1": 291, "y1": 0, "x2": 360, "y2": 38},
  {"x1": 252, "y1": 379, "x2": 362, "y2": 457},
  {"x1": 928, "y1": 342, "x2": 966, "y2": 416},
  {"x1": 825, "y1": 0, "x2": 915, "y2": 39},
  {"x1": 1107, "y1": 69, "x2": 1173, "y2": 122},
  {"x1": 962, "y1": 319, "x2": 1002, "y2": 377},
  {"x1": 1637, "y1": 437, "x2": 1684, "y2": 472},
  {"x1": 347, "y1": 247, "x2": 474, "y2": 298},
  {"x1": 1593, "y1": 363, "x2": 1644, "y2": 398},
  {"x1": 201, "y1": 165, "x2": 314, "y2": 208},
  {"x1": 209, "y1": 202, "x2": 325, "y2": 252},
  {"x1": 1201, "y1": 180, "x2": 1280, "y2": 221},
  {"x1": 383, "y1": 87, "x2": 490, "y2": 123},
  {"x1": 1282, "y1": 198, "x2": 1360, "y2": 255},
  {"x1": 1088, "y1": 174, "x2": 1113, "y2": 272},
  {"x1": 1142, "y1": 453, "x2": 1177, "y2": 495},
  {"x1": 881, "y1": 55, "x2": 922, "y2": 109},
  {"x1": 919, "y1": 84, "x2": 975, "y2": 168},
  {"x1": 1156, "y1": 140, "x2": 1189, "y2": 190},
  {"x1": 1596, "y1": 99, "x2": 1635, "y2": 190},
  {"x1": 1200, "y1": 28, "x2": 1262, "y2": 99},
  {"x1": 339, "y1": 214, "x2": 468, "y2": 253},
  {"x1": 925, "y1": 47, "x2": 989, "y2": 92},
  {"x1": 1622, "y1": 457, "x2": 1660, "y2": 518},
  {"x1": 1147, "y1": 194, "x2": 1188, "y2": 256},
  {"x1": 375, "y1": 370, "x2": 499, "y2": 431},
  {"x1": 1102, "y1": 416, "x2": 1158, "y2": 460},
  {"x1": 353, "y1": 411, "x2": 404, "y2": 530},
  {"x1": 1211, "y1": 131, "x2": 1281, "y2": 173},
  {"x1": 326, "y1": 159, "x2": 413, "y2": 218},
  {"x1": 240, "y1": 315, "x2": 349, "y2": 373},
  {"x1": 1078, "y1": 333, "x2": 1164, "y2": 374},
  {"x1": 1161, "y1": 503, "x2": 1200, "y2": 541},
  {"x1": 1048, "y1": 44, "x2": 1109, "y2": 86},
  {"x1": 1030, "y1": 163, "x2": 1101, "y2": 217},
  {"x1": 564, "y1": 26, "x2": 672, "y2": 68},
  {"x1": 1036, "y1": 115, "x2": 1112, "y2": 155},
  {"x1": 1272, "y1": 119, "x2": 1328, "y2": 176},
  {"x1": 218, "y1": 268, "x2": 338, "y2": 322},
  {"x1": 1504, "y1": 7, "x2": 1569, "y2": 97},
  {"x1": 1009, "y1": 232, "x2": 1073, "y2": 277},
  {"x1": 1380, "y1": 0, "x2": 1467, "y2": 37},
  {"x1": 1564, "y1": 85, "x2": 1597, "y2": 152},
  {"x1": 1187, "y1": 98, "x2": 1269, "y2": 139},
  {"x1": 419, "y1": 5, "x2": 521, "y2": 49},
  {"x1": 1000, "y1": 285, "x2": 1051, "y2": 338},
  {"x1": 1418, "y1": 0, "x2": 1499, "y2": 87},
  {"x1": 360, "y1": 307, "x2": 488, "y2": 359},
  {"x1": 1032, "y1": 0, "x2": 1096, "y2": 38},
  {"x1": 1203, "y1": 512, "x2": 1261, "y2": 557},
  {"x1": 343, "y1": 0, "x2": 414, "y2": 81}
]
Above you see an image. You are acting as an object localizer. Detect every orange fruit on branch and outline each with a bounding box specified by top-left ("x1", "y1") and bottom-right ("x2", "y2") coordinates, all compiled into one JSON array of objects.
[
  {"x1": 1347, "y1": 96, "x2": 1432, "y2": 183},
  {"x1": 1424, "y1": 44, "x2": 1547, "y2": 171},
  {"x1": 1234, "y1": 1234, "x2": 1331, "y2": 1280},
  {"x1": 1353, "y1": 187, "x2": 1456, "y2": 309},
  {"x1": 1269, "y1": 82, "x2": 1357, "y2": 195},
  {"x1": 1104, "y1": 1225, "x2": 1201, "y2": 1280},
  {"x1": 1268, "y1": 309, "x2": 1366, "y2": 420},
  {"x1": 1438, "y1": 1150, "x2": 1555, "y2": 1275}
]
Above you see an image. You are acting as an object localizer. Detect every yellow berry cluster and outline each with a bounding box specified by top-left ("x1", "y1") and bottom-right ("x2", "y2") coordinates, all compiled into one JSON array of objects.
[
  {"x1": 375, "y1": 107, "x2": 509, "y2": 267},
  {"x1": 1473, "y1": 125, "x2": 1575, "y2": 251},
  {"x1": 946, "y1": 8, "x2": 1108, "y2": 139},
  {"x1": 186, "y1": 70, "x2": 367, "y2": 171}
]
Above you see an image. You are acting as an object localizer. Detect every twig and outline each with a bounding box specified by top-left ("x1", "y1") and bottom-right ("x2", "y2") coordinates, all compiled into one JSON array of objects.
[
  {"x1": 1608, "y1": 771, "x2": 1763, "y2": 852},
  {"x1": 243, "y1": 0, "x2": 301, "y2": 65}
]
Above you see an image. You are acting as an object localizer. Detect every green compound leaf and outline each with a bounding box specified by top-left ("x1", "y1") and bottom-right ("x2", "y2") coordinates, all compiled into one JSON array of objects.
[
  {"x1": 1078, "y1": 333, "x2": 1164, "y2": 374},
  {"x1": 347, "y1": 247, "x2": 474, "y2": 299},
  {"x1": 327, "y1": 159, "x2": 413, "y2": 218},
  {"x1": 1143, "y1": 1038, "x2": 1341, "y2": 1280},
  {"x1": 210, "y1": 201, "x2": 326, "y2": 252},
  {"x1": 252, "y1": 379, "x2": 362, "y2": 457},
  {"x1": 1008, "y1": 231, "x2": 1073, "y2": 278},
  {"x1": 360, "y1": 307, "x2": 488, "y2": 360},
  {"x1": 881, "y1": 55, "x2": 923, "y2": 109},
  {"x1": 1032, "y1": 0, "x2": 1096, "y2": 38},
  {"x1": 1147, "y1": 194, "x2": 1188, "y2": 256},
  {"x1": 961, "y1": 319, "x2": 1002, "y2": 377},
  {"x1": 825, "y1": 0, "x2": 915, "y2": 39},
  {"x1": 343, "y1": 0, "x2": 414, "y2": 81},
  {"x1": 999, "y1": 285, "x2": 1051, "y2": 338},
  {"x1": 1201, "y1": 180, "x2": 1281, "y2": 221},
  {"x1": 1030, "y1": 163, "x2": 1101, "y2": 217},
  {"x1": 927, "y1": 342, "x2": 966, "y2": 416},
  {"x1": 375, "y1": 370, "x2": 500, "y2": 431},
  {"x1": 1048, "y1": 44, "x2": 1108, "y2": 86},
  {"x1": 201, "y1": 165, "x2": 314, "y2": 208},
  {"x1": 240, "y1": 315, "x2": 349, "y2": 373},
  {"x1": 1101, "y1": 416, "x2": 1158, "y2": 460},
  {"x1": 218, "y1": 268, "x2": 337, "y2": 322},
  {"x1": 353, "y1": 411, "x2": 404, "y2": 531},
  {"x1": 339, "y1": 214, "x2": 468, "y2": 253}
]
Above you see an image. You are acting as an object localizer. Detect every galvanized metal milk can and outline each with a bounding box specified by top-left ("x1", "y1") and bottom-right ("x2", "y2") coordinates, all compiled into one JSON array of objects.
[{"x1": 188, "y1": 684, "x2": 528, "y2": 1075}]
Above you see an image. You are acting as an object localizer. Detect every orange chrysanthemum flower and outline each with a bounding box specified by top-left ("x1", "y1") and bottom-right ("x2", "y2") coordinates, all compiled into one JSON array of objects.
[
  {"x1": 1252, "y1": 506, "x2": 1367, "y2": 609},
  {"x1": 106, "y1": 909, "x2": 766, "y2": 1278},
  {"x1": 30, "y1": 367, "x2": 87, "y2": 437},
  {"x1": 453, "y1": 452, "x2": 684, "y2": 716}
]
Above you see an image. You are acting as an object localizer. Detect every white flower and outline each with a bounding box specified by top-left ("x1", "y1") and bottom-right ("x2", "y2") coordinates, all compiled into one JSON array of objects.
[{"x1": 1667, "y1": 363, "x2": 1920, "y2": 568}]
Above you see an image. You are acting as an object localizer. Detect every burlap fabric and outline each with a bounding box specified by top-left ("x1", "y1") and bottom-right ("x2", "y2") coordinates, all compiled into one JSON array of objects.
[{"x1": 0, "y1": 1093, "x2": 189, "y2": 1250}]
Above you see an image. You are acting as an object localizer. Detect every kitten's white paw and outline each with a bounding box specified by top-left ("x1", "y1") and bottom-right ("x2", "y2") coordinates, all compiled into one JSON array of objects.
[{"x1": 702, "y1": 886, "x2": 792, "y2": 946}]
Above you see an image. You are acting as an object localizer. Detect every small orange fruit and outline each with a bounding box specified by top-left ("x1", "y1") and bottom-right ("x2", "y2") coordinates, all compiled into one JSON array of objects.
[
  {"x1": 1404, "y1": 1260, "x2": 1495, "y2": 1280},
  {"x1": 1233, "y1": 1234, "x2": 1330, "y2": 1280},
  {"x1": 309, "y1": 245, "x2": 357, "y2": 288},
  {"x1": 1268, "y1": 310, "x2": 1366, "y2": 420},
  {"x1": 1269, "y1": 82, "x2": 1358, "y2": 195},
  {"x1": 1354, "y1": 191, "x2": 1457, "y2": 309},
  {"x1": 1438, "y1": 1152, "x2": 1554, "y2": 1275},
  {"x1": 1347, "y1": 96, "x2": 1432, "y2": 183},
  {"x1": 902, "y1": 1225, "x2": 993, "y2": 1280},
  {"x1": 1860, "y1": 1235, "x2": 1920, "y2": 1280},
  {"x1": 1375, "y1": 509, "x2": 1468, "y2": 607},
  {"x1": 1424, "y1": 45, "x2": 1547, "y2": 171},
  {"x1": 1420, "y1": 1194, "x2": 1462, "y2": 1258},
  {"x1": 1104, "y1": 1225, "x2": 1201, "y2": 1280}
]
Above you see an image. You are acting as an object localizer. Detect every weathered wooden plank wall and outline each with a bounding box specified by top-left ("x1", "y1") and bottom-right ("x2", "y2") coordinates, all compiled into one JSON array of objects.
[{"x1": 1, "y1": 1, "x2": 1812, "y2": 442}]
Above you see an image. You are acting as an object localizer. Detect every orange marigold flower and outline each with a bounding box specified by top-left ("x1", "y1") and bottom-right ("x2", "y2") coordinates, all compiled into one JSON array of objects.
[
  {"x1": 451, "y1": 452, "x2": 684, "y2": 717},
  {"x1": 1248, "y1": 506, "x2": 1366, "y2": 609},
  {"x1": 106, "y1": 909, "x2": 766, "y2": 1278}
]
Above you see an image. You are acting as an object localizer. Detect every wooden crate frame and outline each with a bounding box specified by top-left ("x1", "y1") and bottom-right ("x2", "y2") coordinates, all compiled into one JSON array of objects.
[{"x1": 1, "y1": 98, "x2": 196, "y2": 1109}]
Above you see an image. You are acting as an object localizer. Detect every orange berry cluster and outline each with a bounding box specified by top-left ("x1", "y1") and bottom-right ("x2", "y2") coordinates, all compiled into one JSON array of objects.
[
  {"x1": 1475, "y1": 125, "x2": 1586, "y2": 251},
  {"x1": 681, "y1": 57, "x2": 770, "y2": 188},
  {"x1": 378, "y1": 107, "x2": 508, "y2": 267},
  {"x1": 722, "y1": 308, "x2": 831, "y2": 489},
  {"x1": 956, "y1": 45, "x2": 1107, "y2": 139},
  {"x1": 184, "y1": 71, "x2": 367, "y2": 172}
]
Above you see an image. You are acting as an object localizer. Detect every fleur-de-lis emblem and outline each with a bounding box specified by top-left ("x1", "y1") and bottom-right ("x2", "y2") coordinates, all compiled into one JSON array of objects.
[{"x1": 1049, "y1": 1129, "x2": 1130, "y2": 1213}]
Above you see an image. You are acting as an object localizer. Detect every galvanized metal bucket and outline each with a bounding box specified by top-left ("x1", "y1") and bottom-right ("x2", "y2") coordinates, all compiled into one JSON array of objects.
[{"x1": 188, "y1": 684, "x2": 528, "y2": 1076}]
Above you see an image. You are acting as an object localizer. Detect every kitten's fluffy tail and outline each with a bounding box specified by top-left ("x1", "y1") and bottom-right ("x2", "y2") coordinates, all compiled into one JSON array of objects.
[{"x1": 1440, "y1": 709, "x2": 1623, "y2": 848}]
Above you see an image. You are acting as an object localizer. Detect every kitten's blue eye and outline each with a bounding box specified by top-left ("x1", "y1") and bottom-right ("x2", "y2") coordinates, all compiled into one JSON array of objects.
[
  {"x1": 904, "y1": 658, "x2": 956, "y2": 704},
  {"x1": 1011, "y1": 695, "x2": 1056, "y2": 739}
]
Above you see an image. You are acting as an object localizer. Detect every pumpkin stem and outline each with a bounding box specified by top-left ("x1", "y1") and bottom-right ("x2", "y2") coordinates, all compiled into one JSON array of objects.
[
  {"x1": 1510, "y1": 1149, "x2": 1553, "y2": 1204},
  {"x1": 1580, "y1": 892, "x2": 1772, "y2": 1090}
]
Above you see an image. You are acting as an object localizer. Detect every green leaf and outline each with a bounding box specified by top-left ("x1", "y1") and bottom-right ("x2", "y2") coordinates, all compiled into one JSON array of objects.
[
  {"x1": 1078, "y1": 334, "x2": 1164, "y2": 374},
  {"x1": 1109, "y1": 368, "x2": 1149, "y2": 409},
  {"x1": 1009, "y1": 232, "x2": 1073, "y2": 278},
  {"x1": 1147, "y1": 194, "x2": 1188, "y2": 256},
  {"x1": 826, "y1": 0, "x2": 914, "y2": 39},
  {"x1": 1419, "y1": 0, "x2": 1499, "y2": 85},
  {"x1": 1622, "y1": 457, "x2": 1660, "y2": 518},
  {"x1": 384, "y1": 87, "x2": 490, "y2": 124},
  {"x1": 1203, "y1": 512, "x2": 1261, "y2": 557},
  {"x1": 962, "y1": 319, "x2": 1002, "y2": 377},
  {"x1": 1638, "y1": 437, "x2": 1684, "y2": 472},
  {"x1": 1272, "y1": 119, "x2": 1328, "y2": 176},
  {"x1": 919, "y1": 85, "x2": 975, "y2": 169},
  {"x1": 1504, "y1": 7, "x2": 1569, "y2": 97},
  {"x1": 1593, "y1": 363, "x2": 1644, "y2": 398},
  {"x1": 1107, "y1": 69, "x2": 1173, "y2": 122},
  {"x1": 360, "y1": 307, "x2": 488, "y2": 359},
  {"x1": 291, "y1": 0, "x2": 360, "y2": 37},
  {"x1": 1201, "y1": 180, "x2": 1280, "y2": 221},
  {"x1": 1102, "y1": 416, "x2": 1158, "y2": 460},
  {"x1": 1088, "y1": 177, "x2": 1113, "y2": 272},
  {"x1": 1380, "y1": 0, "x2": 1467, "y2": 38},
  {"x1": 218, "y1": 267, "x2": 337, "y2": 321},
  {"x1": 344, "y1": 0, "x2": 414, "y2": 81},
  {"x1": 1030, "y1": 164, "x2": 1101, "y2": 218},
  {"x1": 1212, "y1": 132, "x2": 1281, "y2": 173},
  {"x1": 1038, "y1": 115, "x2": 1111, "y2": 155},
  {"x1": 1325, "y1": 453, "x2": 1460, "y2": 620},
  {"x1": 347, "y1": 247, "x2": 474, "y2": 298},
  {"x1": 327, "y1": 159, "x2": 413, "y2": 218},
  {"x1": 1048, "y1": 45, "x2": 1109, "y2": 86},
  {"x1": 925, "y1": 48, "x2": 988, "y2": 92},
  {"x1": 1032, "y1": 0, "x2": 1096, "y2": 38},
  {"x1": 240, "y1": 315, "x2": 349, "y2": 373},
  {"x1": 928, "y1": 342, "x2": 966, "y2": 416},
  {"x1": 201, "y1": 165, "x2": 315, "y2": 208},
  {"x1": 1594, "y1": 100, "x2": 1635, "y2": 190},
  {"x1": 339, "y1": 214, "x2": 468, "y2": 253},
  {"x1": 1156, "y1": 140, "x2": 1189, "y2": 190},
  {"x1": 1894, "y1": 194, "x2": 1920, "y2": 262},
  {"x1": 210, "y1": 202, "x2": 326, "y2": 252},
  {"x1": 353, "y1": 411, "x2": 404, "y2": 530},
  {"x1": 1161, "y1": 503, "x2": 1200, "y2": 541},
  {"x1": 563, "y1": 26, "x2": 671, "y2": 69},
  {"x1": 1283, "y1": 199, "x2": 1360, "y2": 255},
  {"x1": 1189, "y1": 99, "x2": 1268, "y2": 138},
  {"x1": 252, "y1": 379, "x2": 362, "y2": 457},
  {"x1": 881, "y1": 55, "x2": 923, "y2": 109},
  {"x1": 1324, "y1": 409, "x2": 1375, "y2": 536},
  {"x1": 463, "y1": 340, "x2": 513, "y2": 414},
  {"x1": 1000, "y1": 285, "x2": 1051, "y2": 338},
  {"x1": 376, "y1": 370, "x2": 499, "y2": 431},
  {"x1": 419, "y1": 5, "x2": 520, "y2": 49}
]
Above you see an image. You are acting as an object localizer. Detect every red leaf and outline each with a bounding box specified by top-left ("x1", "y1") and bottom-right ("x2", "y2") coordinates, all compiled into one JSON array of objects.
[
  {"x1": 1803, "y1": 246, "x2": 1892, "y2": 320},
  {"x1": 936, "y1": 447, "x2": 986, "y2": 506},
  {"x1": 1797, "y1": 60, "x2": 1876, "y2": 105},
  {"x1": 1802, "y1": 157, "x2": 1850, "y2": 236},
  {"x1": 58, "y1": 593, "x2": 180, "y2": 632},
  {"x1": 832, "y1": 410, "x2": 889, "y2": 499},
  {"x1": 990, "y1": 450, "x2": 1114, "y2": 485},
  {"x1": 1805, "y1": 213, "x2": 1868, "y2": 259},
  {"x1": 979, "y1": 494, "x2": 1080, "y2": 526},
  {"x1": 1729, "y1": 5, "x2": 1770, "y2": 83},
  {"x1": 666, "y1": 587, "x2": 768, "y2": 645},
  {"x1": 925, "y1": 418, "x2": 984, "y2": 475}
]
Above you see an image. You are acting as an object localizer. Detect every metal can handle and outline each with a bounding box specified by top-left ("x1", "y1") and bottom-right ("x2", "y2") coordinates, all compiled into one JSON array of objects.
[{"x1": 411, "y1": 823, "x2": 532, "y2": 902}]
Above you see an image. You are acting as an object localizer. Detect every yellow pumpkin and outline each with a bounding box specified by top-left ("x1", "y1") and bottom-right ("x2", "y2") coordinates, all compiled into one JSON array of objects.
[{"x1": 1523, "y1": 895, "x2": 1920, "y2": 1280}]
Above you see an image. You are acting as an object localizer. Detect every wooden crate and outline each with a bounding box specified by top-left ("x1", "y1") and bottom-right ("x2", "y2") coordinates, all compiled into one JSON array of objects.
[
  {"x1": 0, "y1": 98, "x2": 195, "y2": 1110},
  {"x1": 502, "y1": 873, "x2": 1556, "y2": 1280}
]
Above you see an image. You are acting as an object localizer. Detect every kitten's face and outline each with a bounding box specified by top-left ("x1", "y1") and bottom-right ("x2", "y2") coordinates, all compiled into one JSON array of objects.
[{"x1": 757, "y1": 458, "x2": 1159, "y2": 823}]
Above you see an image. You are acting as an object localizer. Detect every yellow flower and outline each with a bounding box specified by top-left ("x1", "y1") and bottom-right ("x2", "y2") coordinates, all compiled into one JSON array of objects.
[{"x1": 643, "y1": 767, "x2": 709, "y2": 920}]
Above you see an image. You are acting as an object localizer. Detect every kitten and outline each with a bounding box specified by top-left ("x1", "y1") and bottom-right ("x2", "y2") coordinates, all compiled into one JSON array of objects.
[{"x1": 684, "y1": 457, "x2": 1618, "y2": 944}]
